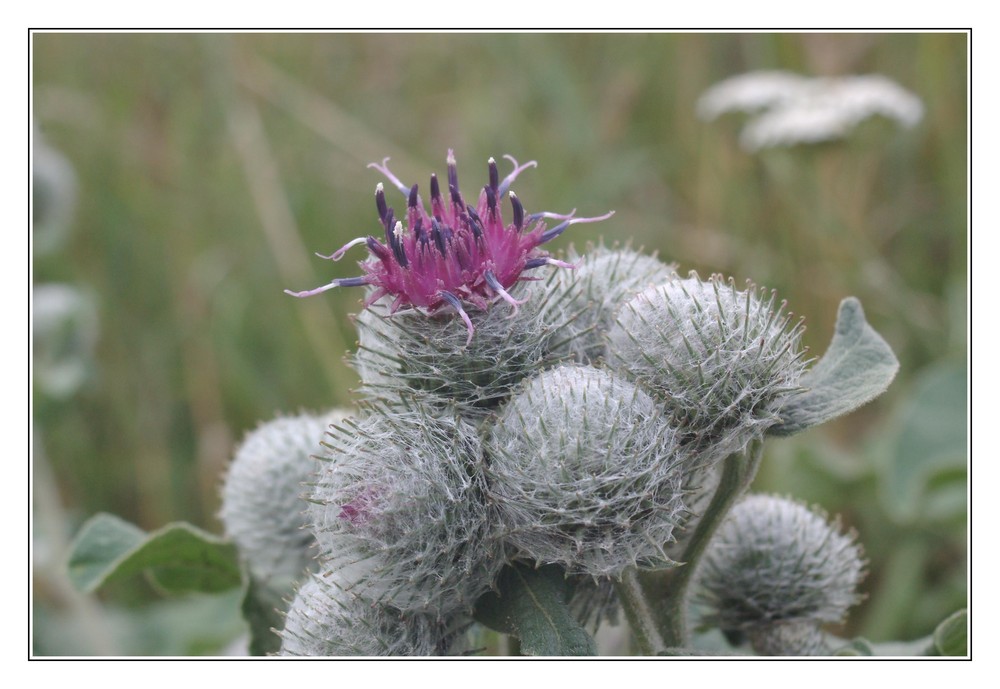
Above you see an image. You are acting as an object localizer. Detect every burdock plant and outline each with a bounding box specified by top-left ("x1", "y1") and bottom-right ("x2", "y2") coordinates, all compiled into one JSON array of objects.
[
  {"x1": 69, "y1": 149, "x2": 926, "y2": 657},
  {"x1": 252, "y1": 150, "x2": 900, "y2": 656}
]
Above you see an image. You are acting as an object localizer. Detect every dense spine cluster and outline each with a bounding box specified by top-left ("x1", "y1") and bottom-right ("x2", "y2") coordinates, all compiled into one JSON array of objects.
[
  {"x1": 486, "y1": 365, "x2": 688, "y2": 577},
  {"x1": 694, "y1": 494, "x2": 866, "y2": 655},
  {"x1": 217, "y1": 151, "x2": 884, "y2": 656},
  {"x1": 307, "y1": 406, "x2": 502, "y2": 615},
  {"x1": 280, "y1": 572, "x2": 468, "y2": 657},
  {"x1": 607, "y1": 273, "x2": 809, "y2": 459},
  {"x1": 220, "y1": 409, "x2": 349, "y2": 585}
]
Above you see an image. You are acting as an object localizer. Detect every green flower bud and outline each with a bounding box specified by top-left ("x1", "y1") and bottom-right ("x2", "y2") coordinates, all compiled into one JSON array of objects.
[
  {"x1": 308, "y1": 404, "x2": 504, "y2": 616},
  {"x1": 220, "y1": 409, "x2": 349, "y2": 584},
  {"x1": 279, "y1": 572, "x2": 467, "y2": 656},
  {"x1": 486, "y1": 365, "x2": 688, "y2": 578},
  {"x1": 607, "y1": 273, "x2": 808, "y2": 459},
  {"x1": 746, "y1": 621, "x2": 827, "y2": 657},
  {"x1": 695, "y1": 494, "x2": 866, "y2": 655},
  {"x1": 352, "y1": 279, "x2": 579, "y2": 419},
  {"x1": 545, "y1": 244, "x2": 676, "y2": 363}
]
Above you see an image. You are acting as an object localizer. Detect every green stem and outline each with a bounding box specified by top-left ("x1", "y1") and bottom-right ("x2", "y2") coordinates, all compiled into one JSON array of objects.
[
  {"x1": 617, "y1": 441, "x2": 764, "y2": 653},
  {"x1": 615, "y1": 568, "x2": 668, "y2": 655}
]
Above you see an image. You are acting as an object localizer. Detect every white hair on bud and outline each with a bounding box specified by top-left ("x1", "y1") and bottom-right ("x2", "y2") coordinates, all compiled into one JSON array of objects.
[
  {"x1": 279, "y1": 572, "x2": 469, "y2": 656},
  {"x1": 308, "y1": 404, "x2": 504, "y2": 617},
  {"x1": 486, "y1": 365, "x2": 689, "y2": 578},
  {"x1": 607, "y1": 272, "x2": 808, "y2": 461},
  {"x1": 352, "y1": 280, "x2": 590, "y2": 420},
  {"x1": 694, "y1": 494, "x2": 866, "y2": 655},
  {"x1": 543, "y1": 244, "x2": 677, "y2": 363},
  {"x1": 219, "y1": 409, "x2": 350, "y2": 584}
]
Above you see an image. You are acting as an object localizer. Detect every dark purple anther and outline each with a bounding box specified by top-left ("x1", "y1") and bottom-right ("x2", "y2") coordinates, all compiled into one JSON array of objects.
[
  {"x1": 449, "y1": 184, "x2": 462, "y2": 208},
  {"x1": 334, "y1": 276, "x2": 370, "y2": 288},
  {"x1": 510, "y1": 192, "x2": 524, "y2": 231},
  {"x1": 454, "y1": 237, "x2": 471, "y2": 270},
  {"x1": 432, "y1": 219, "x2": 448, "y2": 257},
  {"x1": 484, "y1": 185, "x2": 497, "y2": 216},
  {"x1": 466, "y1": 205, "x2": 484, "y2": 241},
  {"x1": 540, "y1": 218, "x2": 572, "y2": 244},
  {"x1": 375, "y1": 183, "x2": 388, "y2": 223},
  {"x1": 366, "y1": 235, "x2": 390, "y2": 262},
  {"x1": 488, "y1": 157, "x2": 499, "y2": 192},
  {"x1": 429, "y1": 174, "x2": 444, "y2": 221},
  {"x1": 383, "y1": 207, "x2": 396, "y2": 241},
  {"x1": 388, "y1": 220, "x2": 409, "y2": 268},
  {"x1": 408, "y1": 183, "x2": 419, "y2": 209}
]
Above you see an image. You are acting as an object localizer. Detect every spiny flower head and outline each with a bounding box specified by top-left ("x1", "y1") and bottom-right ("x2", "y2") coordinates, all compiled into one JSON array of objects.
[
  {"x1": 286, "y1": 150, "x2": 613, "y2": 344},
  {"x1": 694, "y1": 494, "x2": 866, "y2": 655},
  {"x1": 307, "y1": 403, "x2": 504, "y2": 617},
  {"x1": 485, "y1": 365, "x2": 688, "y2": 578},
  {"x1": 607, "y1": 273, "x2": 809, "y2": 459},
  {"x1": 219, "y1": 409, "x2": 350, "y2": 585},
  {"x1": 279, "y1": 571, "x2": 469, "y2": 656}
]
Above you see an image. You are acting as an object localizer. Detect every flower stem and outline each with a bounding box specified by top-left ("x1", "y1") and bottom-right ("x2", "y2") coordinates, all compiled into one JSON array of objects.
[{"x1": 617, "y1": 441, "x2": 764, "y2": 653}]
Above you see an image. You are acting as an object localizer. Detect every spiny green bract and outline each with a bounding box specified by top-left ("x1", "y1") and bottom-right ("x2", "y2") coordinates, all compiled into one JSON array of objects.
[
  {"x1": 352, "y1": 280, "x2": 581, "y2": 419},
  {"x1": 606, "y1": 273, "x2": 809, "y2": 459},
  {"x1": 279, "y1": 572, "x2": 468, "y2": 656},
  {"x1": 544, "y1": 244, "x2": 676, "y2": 363},
  {"x1": 219, "y1": 409, "x2": 349, "y2": 584},
  {"x1": 694, "y1": 494, "x2": 866, "y2": 656},
  {"x1": 746, "y1": 620, "x2": 828, "y2": 657},
  {"x1": 485, "y1": 365, "x2": 688, "y2": 578},
  {"x1": 307, "y1": 405, "x2": 504, "y2": 617}
]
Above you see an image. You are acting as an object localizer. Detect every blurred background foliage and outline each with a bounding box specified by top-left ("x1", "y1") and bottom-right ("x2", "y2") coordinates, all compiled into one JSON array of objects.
[{"x1": 31, "y1": 32, "x2": 967, "y2": 655}]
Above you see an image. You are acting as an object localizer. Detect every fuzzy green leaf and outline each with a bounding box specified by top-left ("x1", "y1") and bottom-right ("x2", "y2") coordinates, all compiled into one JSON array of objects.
[
  {"x1": 770, "y1": 297, "x2": 899, "y2": 435},
  {"x1": 474, "y1": 563, "x2": 597, "y2": 656},
  {"x1": 834, "y1": 637, "x2": 875, "y2": 656},
  {"x1": 933, "y1": 609, "x2": 967, "y2": 656},
  {"x1": 65, "y1": 513, "x2": 146, "y2": 592},
  {"x1": 67, "y1": 512, "x2": 241, "y2": 595},
  {"x1": 881, "y1": 362, "x2": 967, "y2": 522}
]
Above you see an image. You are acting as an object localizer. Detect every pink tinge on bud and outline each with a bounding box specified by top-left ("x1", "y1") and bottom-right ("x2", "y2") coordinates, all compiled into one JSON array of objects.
[{"x1": 338, "y1": 488, "x2": 378, "y2": 525}]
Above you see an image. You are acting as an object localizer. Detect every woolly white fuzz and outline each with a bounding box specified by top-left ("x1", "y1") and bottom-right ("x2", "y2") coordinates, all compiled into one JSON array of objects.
[
  {"x1": 220, "y1": 409, "x2": 349, "y2": 584},
  {"x1": 695, "y1": 494, "x2": 866, "y2": 655},
  {"x1": 486, "y1": 365, "x2": 688, "y2": 578},
  {"x1": 308, "y1": 406, "x2": 504, "y2": 616}
]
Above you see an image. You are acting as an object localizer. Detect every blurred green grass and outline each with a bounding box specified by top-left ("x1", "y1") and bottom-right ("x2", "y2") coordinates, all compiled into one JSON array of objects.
[{"x1": 32, "y1": 32, "x2": 967, "y2": 654}]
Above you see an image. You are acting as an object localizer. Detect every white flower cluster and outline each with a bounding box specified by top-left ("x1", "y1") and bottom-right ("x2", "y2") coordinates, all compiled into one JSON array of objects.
[{"x1": 697, "y1": 71, "x2": 924, "y2": 151}]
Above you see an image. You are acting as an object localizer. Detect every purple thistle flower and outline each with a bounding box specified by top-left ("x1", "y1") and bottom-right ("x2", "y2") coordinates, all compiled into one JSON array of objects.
[{"x1": 286, "y1": 150, "x2": 614, "y2": 344}]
